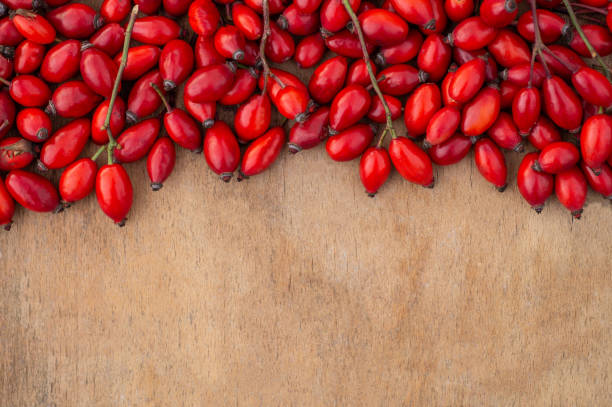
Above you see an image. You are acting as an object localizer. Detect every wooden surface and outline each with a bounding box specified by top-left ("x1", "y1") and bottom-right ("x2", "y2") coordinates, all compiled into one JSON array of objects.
[{"x1": 2, "y1": 5, "x2": 612, "y2": 406}]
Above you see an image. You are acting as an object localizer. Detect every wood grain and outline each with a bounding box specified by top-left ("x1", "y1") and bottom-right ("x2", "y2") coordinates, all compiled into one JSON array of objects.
[{"x1": 1, "y1": 3, "x2": 612, "y2": 406}]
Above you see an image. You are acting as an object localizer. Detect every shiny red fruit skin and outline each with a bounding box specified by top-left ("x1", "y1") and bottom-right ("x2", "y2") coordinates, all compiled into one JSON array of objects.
[
  {"x1": 14, "y1": 40, "x2": 44, "y2": 74},
  {"x1": 441, "y1": 67, "x2": 462, "y2": 108},
  {"x1": 101, "y1": 0, "x2": 130, "y2": 23},
  {"x1": 244, "y1": 0, "x2": 285, "y2": 14},
  {"x1": 375, "y1": 30, "x2": 422, "y2": 66},
  {"x1": 115, "y1": 44, "x2": 161, "y2": 81},
  {"x1": 404, "y1": 83, "x2": 442, "y2": 138},
  {"x1": 49, "y1": 80, "x2": 101, "y2": 118},
  {"x1": 500, "y1": 80, "x2": 520, "y2": 109},
  {"x1": 135, "y1": 0, "x2": 161, "y2": 14},
  {"x1": 278, "y1": 4, "x2": 319, "y2": 36},
  {"x1": 580, "y1": 114, "x2": 612, "y2": 172},
  {"x1": 239, "y1": 127, "x2": 285, "y2": 179},
  {"x1": 258, "y1": 68, "x2": 308, "y2": 98},
  {"x1": 274, "y1": 86, "x2": 309, "y2": 122},
  {"x1": 417, "y1": 34, "x2": 451, "y2": 81},
  {"x1": 164, "y1": 108, "x2": 201, "y2": 151},
  {"x1": 0, "y1": 90, "x2": 16, "y2": 139},
  {"x1": 80, "y1": 47, "x2": 118, "y2": 98},
  {"x1": 0, "y1": 17, "x2": 24, "y2": 46},
  {"x1": 571, "y1": 67, "x2": 612, "y2": 109},
  {"x1": 320, "y1": 0, "x2": 360, "y2": 34},
  {"x1": 528, "y1": 116, "x2": 561, "y2": 150},
  {"x1": 377, "y1": 64, "x2": 424, "y2": 96},
  {"x1": 308, "y1": 55, "x2": 348, "y2": 104},
  {"x1": 126, "y1": 70, "x2": 163, "y2": 123},
  {"x1": 189, "y1": 0, "x2": 219, "y2": 37},
  {"x1": 295, "y1": 0, "x2": 323, "y2": 13},
  {"x1": 184, "y1": 97, "x2": 216, "y2": 128},
  {"x1": 325, "y1": 30, "x2": 376, "y2": 59},
  {"x1": 581, "y1": 162, "x2": 612, "y2": 199},
  {"x1": 214, "y1": 26, "x2": 246, "y2": 61},
  {"x1": 461, "y1": 85, "x2": 501, "y2": 136},
  {"x1": 91, "y1": 97, "x2": 125, "y2": 145},
  {"x1": 234, "y1": 94, "x2": 271, "y2": 141},
  {"x1": 487, "y1": 29, "x2": 530, "y2": 67},
  {"x1": 428, "y1": 133, "x2": 472, "y2": 165},
  {"x1": 114, "y1": 118, "x2": 160, "y2": 163},
  {"x1": 6, "y1": 169, "x2": 59, "y2": 212},
  {"x1": 452, "y1": 48, "x2": 498, "y2": 82},
  {"x1": 542, "y1": 76, "x2": 583, "y2": 132},
  {"x1": 40, "y1": 40, "x2": 81, "y2": 83},
  {"x1": 474, "y1": 138, "x2": 507, "y2": 190},
  {"x1": 159, "y1": 40, "x2": 193, "y2": 91},
  {"x1": 488, "y1": 112, "x2": 522, "y2": 151},
  {"x1": 96, "y1": 164, "x2": 133, "y2": 225},
  {"x1": 220, "y1": 68, "x2": 257, "y2": 106},
  {"x1": 555, "y1": 166, "x2": 587, "y2": 218},
  {"x1": 358, "y1": 9, "x2": 408, "y2": 47},
  {"x1": 233, "y1": 2, "x2": 262, "y2": 40},
  {"x1": 537, "y1": 45, "x2": 586, "y2": 79},
  {"x1": 147, "y1": 137, "x2": 175, "y2": 190},
  {"x1": 517, "y1": 152, "x2": 554, "y2": 212},
  {"x1": 329, "y1": 85, "x2": 371, "y2": 133},
  {"x1": 265, "y1": 21, "x2": 294, "y2": 63},
  {"x1": 429, "y1": 0, "x2": 448, "y2": 34},
  {"x1": 368, "y1": 94, "x2": 402, "y2": 123},
  {"x1": 512, "y1": 87, "x2": 541, "y2": 135},
  {"x1": 517, "y1": 9, "x2": 567, "y2": 44},
  {"x1": 0, "y1": 137, "x2": 34, "y2": 170},
  {"x1": 288, "y1": 106, "x2": 330, "y2": 153},
  {"x1": 89, "y1": 23, "x2": 125, "y2": 56},
  {"x1": 426, "y1": 106, "x2": 461, "y2": 147},
  {"x1": 59, "y1": 158, "x2": 96, "y2": 203},
  {"x1": 533, "y1": 141, "x2": 579, "y2": 174},
  {"x1": 9, "y1": 75, "x2": 50, "y2": 107},
  {"x1": 39, "y1": 118, "x2": 90, "y2": 170},
  {"x1": 203, "y1": 121, "x2": 240, "y2": 181},
  {"x1": 47, "y1": 3, "x2": 102, "y2": 39},
  {"x1": 0, "y1": 176, "x2": 15, "y2": 229},
  {"x1": 163, "y1": 0, "x2": 191, "y2": 16},
  {"x1": 184, "y1": 64, "x2": 235, "y2": 103},
  {"x1": 133, "y1": 16, "x2": 181, "y2": 45},
  {"x1": 449, "y1": 57, "x2": 485, "y2": 103},
  {"x1": 16, "y1": 107, "x2": 51, "y2": 142},
  {"x1": 326, "y1": 124, "x2": 374, "y2": 162},
  {"x1": 11, "y1": 12, "x2": 55, "y2": 44},
  {"x1": 390, "y1": 0, "x2": 434, "y2": 29},
  {"x1": 480, "y1": 0, "x2": 518, "y2": 28},
  {"x1": 0, "y1": 54, "x2": 13, "y2": 80},
  {"x1": 295, "y1": 33, "x2": 325, "y2": 68},
  {"x1": 568, "y1": 24, "x2": 612, "y2": 57},
  {"x1": 347, "y1": 59, "x2": 376, "y2": 87},
  {"x1": 389, "y1": 136, "x2": 434, "y2": 187},
  {"x1": 449, "y1": 17, "x2": 497, "y2": 51},
  {"x1": 445, "y1": 0, "x2": 474, "y2": 22},
  {"x1": 243, "y1": 40, "x2": 260, "y2": 67},
  {"x1": 360, "y1": 147, "x2": 391, "y2": 196},
  {"x1": 503, "y1": 62, "x2": 546, "y2": 88},
  {"x1": 194, "y1": 36, "x2": 224, "y2": 68}
]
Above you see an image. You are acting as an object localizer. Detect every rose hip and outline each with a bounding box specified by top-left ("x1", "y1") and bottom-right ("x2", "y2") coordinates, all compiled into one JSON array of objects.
[
  {"x1": 39, "y1": 118, "x2": 90, "y2": 170},
  {"x1": 474, "y1": 138, "x2": 507, "y2": 191},
  {"x1": 96, "y1": 163, "x2": 133, "y2": 225},
  {"x1": 184, "y1": 64, "x2": 235, "y2": 103},
  {"x1": 147, "y1": 137, "x2": 175, "y2": 190},
  {"x1": 114, "y1": 118, "x2": 160, "y2": 163},
  {"x1": 80, "y1": 47, "x2": 118, "y2": 98},
  {"x1": 417, "y1": 34, "x2": 451, "y2": 81},
  {"x1": 265, "y1": 21, "x2": 295, "y2": 63},
  {"x1": 88, "y1": 23, "x2": 125, "y2": 56},
  {"x1": 126, "y1": 70, "x2": 164, "y2": 124},
  {"x1": 428, "y1": 133, "x2": 472, "y2": 165},
  {"x1": 91, "y1": 97, "x2": 125, "y2": 145},
  {"x1": 40, "y1": 39, "x2": 81, "y2": 83},
  {"x1": 517, "y1": 152, "x2": 554, "y2": 213},
  {"x1": 219, "y1": 68, "x2": 258, "y2": 106},
  {"x1": 238, "y1": 127, "x2": 285, "y2": 180},
  {"x1": 295, "y1": 33, "x2": 325, "y2": 68},
  {"x1": 533, "y1": 141, "x2": 580, "y2": 174},
  {"x1": 580, "y1": 114, "x2": 612, "y2": 173},
  {"x1": 329, "y1": 84, "x2": 371, "y2": 133},
  {"x1": 375, "y1": 30, "x2": 422, "y2": 66},
  {"x1": 487, "y1": 112, "x2": 523, "y2": 152},
  {"x1": 278, "y1": 4, "x2": 319, "y2": 36},
  {"x1": 16, "y1": 107, "x2": 51, "y2": 142},
  {"x1": 449, "y1": 57, "x2": 486, "y2": 103},
  {"x1": 527, "y1": 116, "x2": 561, "y2": 150},
  {"x1": 325, "y1": 30, "x2": 376, "y2": 58},
  {"x1": 0, "y1": 89, "x2": 16, "y2": 139},
  {"x1": 368, "y1": 94, "x2": 402, "y2": 123},
  {"x1": 404, "y1": 83, "x2": 441, "y2": 138},
  {"x1": 47, "y1": 80, "x2": 101, "y2": 118},
  {"x1": 555, "y1": 166, "x2": 587, "y2": 219},
  {"x1": 326, "y1": 124, "x2": 374, "y2": 162},
  {"x1": 6, "y1": 169, "x2": 60, "y2": 212},
  {"x1": 14, "y1": 39, "x2": 44, "y2": 74},
  {"x1": 571, "y1": 67, "x2": 612, "y2": 109},
  {"x1": 184, "y1": 97, "x2": 215, "y2": 129},
  {"x1": 377, "y1": 64, "x2": 425, "y2": 96},
  {"x1": 480, "y1": 0, "x2": 518, "y2": 28},
  {"x1": 360, "y1": 147, "x2": 391, "y2": 197},
  {"x1": 46, "y1": 3, "x2": 102, "y2": 39},
  {"x1": 189, "y1": 0, "x2": 219, "y2": 37},
  {"x1": 425, "y1": 106, "x2": 461, "y2": 147},
  {"x1": 512, "y1": 87, "x2": 541, "y2": 136},
  {"x1": 116, "y1": 44, "x2": 161, "y2": 81},
  {"x1": 234, "y1": 94, "x2": 271, "y2": 141},
  {"x1": 133, "y1": 16, "x2": 181, "y2": 45},
  {"x1": 11, "y1": 9, "x2": 56, "y2": 44},
  {"x1": 233, "y1": 2, "x2": 262, "y2": 40},
  {"x1": 159, "y1": 40, "x2": 194, "y2": 92},
  {"x1": 581, "y1": 162, "x2": 612, "y2": 199},
  {"x1": 288, "y1": 106, "x2": 330, "y2": 153},
  {"x1": 214, "y1": 26, "x2": 246, "y2": 61},
  {"x1": 203, "y1": 122, "x2": 240, "y2": 182},
  {"x1": 358, "y1": 9, "x2": 409, "y2": 47},
  {"x1": 308, "y1": 55, "x2": 348, "y2": 104},
  {"x1": 0, "y1": 137, "x2": 34, "y2": 170},
  {"x1": 101, "y1": 0, "x2": 130, "y2": 23},
  {"x1": 59, "y1": 158, "x2": 97, "y2": 204},
  {"x1": 461, "y1": 85, "x2": 501, "y2": 137},
  {"x1": 448, "y1": 16, "x2": 497, "y2": 51},
  {"x1": 390, "y1": 136, "x2": 434, "y2": 187},
  {"x1": 0, "y1": 176, "x2": 14, "y2": 230},
  {"x1": 4, "y1": 74, "x2": 50, "y2": 107},
  {"x1": 542, "y1": 75, "x2": 583, "y2": 132},
  {"x1": 487, "y1": 29, "x2": 531, "y2": 67}
]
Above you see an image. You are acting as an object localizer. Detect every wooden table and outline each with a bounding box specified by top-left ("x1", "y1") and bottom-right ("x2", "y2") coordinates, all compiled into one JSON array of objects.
[{"x1": 2, "y1": 5, "x2": 612, "y2": 405}]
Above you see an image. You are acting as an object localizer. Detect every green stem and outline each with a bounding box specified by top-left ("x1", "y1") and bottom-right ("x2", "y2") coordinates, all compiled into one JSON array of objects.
[
  {"x1": 150, "y1": 83, "x2": 171, "y2": 112},
  {"x1": 0, "y1": 77, "x2": 9, "y2": 86},
  {"x1": 0, "y1": 119, "x2": 8, "y2": 132},
  {"x1": 528, "y1": 0, "x2": 551, "y2": 84},
  {"x1": 259, "y1": 0, "x2": 271, "y2": 96},
  {"x1": 561, "y1": 0, "x2": 611, "y2": 80},
  {"x1": 341, "y1": 0, "x2": 396, "y2": 140},
  {"x1": 92, "y1": 145, "x2": 106, "y2": 161}
]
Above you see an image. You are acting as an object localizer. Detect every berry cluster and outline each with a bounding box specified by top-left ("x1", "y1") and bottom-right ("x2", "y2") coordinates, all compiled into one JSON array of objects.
[{"x1": 0, "y1": 0, "x2": 611, "y2": 228}]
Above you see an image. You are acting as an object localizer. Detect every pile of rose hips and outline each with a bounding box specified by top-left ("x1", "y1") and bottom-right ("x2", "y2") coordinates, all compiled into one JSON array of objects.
[{"x1": 0, "y1": 0, "x2": 612, "y2": 228}]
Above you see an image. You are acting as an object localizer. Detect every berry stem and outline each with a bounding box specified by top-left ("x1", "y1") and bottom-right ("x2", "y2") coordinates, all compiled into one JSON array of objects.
[
  {"x1": 341, "y1": 0, "x2": 396, "y2": 141},
  {"x1": 0, "y1": 77, "x2": 9, "y2": 86},
  {"x1": 561, "y1": 0, "x2": 612, "y2": 79},
  {"x1": 568, "y1": 2, "x2": 605, "y2": 14},
  {"x1": 259, "y1": 0, "x2": 271, "y2": 96},
  {"x1": 0, "y1": 119, "x2": 8, "y2": 132},
  {"x1": 528, "y1": 0, "x2": 551, "y2": 85},
  {"x1": 150, "y1": 83, "x2": 172, "y2": 112}
]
